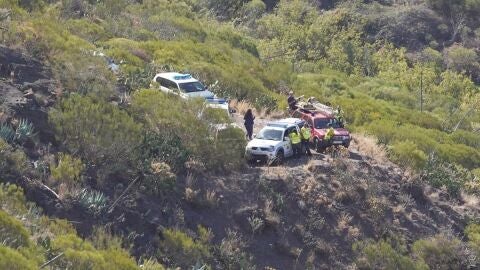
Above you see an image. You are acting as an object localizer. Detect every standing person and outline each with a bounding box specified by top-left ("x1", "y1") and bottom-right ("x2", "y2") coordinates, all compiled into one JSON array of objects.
[
  {"x1": 244, "y1": 109, "x2": 255, "y2": 140},
  {"x1": 301, "y1": 124, "x2": 312, "y2": 156},
  {"x1": 289, "y1": 130, "x2": 301, "y2": 158},
  {"x1": 287, "y1": 91, "x2": 298, "y2": 111}
]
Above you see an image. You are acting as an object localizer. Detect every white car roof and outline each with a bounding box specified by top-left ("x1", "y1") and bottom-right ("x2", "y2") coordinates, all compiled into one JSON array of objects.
[
  {"x1": 267, "y1": 118, "x2": 304, "y2": 129},
  {"x1": 261, "y1": 125, "x2": 288, "y2": 131},
  {"x1": 154, "y1": 72, "x2": 199, "y2": 84},
  {"x1": 277, "y1": 118, "x2": 304, "y2": 124}
]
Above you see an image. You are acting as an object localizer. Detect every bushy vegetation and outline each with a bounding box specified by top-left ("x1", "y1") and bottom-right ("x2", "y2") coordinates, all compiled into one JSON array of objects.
[
  {"x1": 1, "y1": 0, "x2": 479, "y2": 268},
  {"x1": 355, "y1": 230, "x2": 480, "y2": 270},
  {"x1": 49, "y1": 94, "x2": 142, "y2": 183},
  {"x1": 0, "y1": 183, "x2": 160, "y2": 269},
  {"x1": 131, "y1": 89, "x2": 246, "y2": 172}
]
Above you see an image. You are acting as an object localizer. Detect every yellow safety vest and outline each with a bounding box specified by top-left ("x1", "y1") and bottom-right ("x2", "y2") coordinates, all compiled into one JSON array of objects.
[
  {"x1": 324, "y1": 128, "x2": 335, "y2": 141},
  {"x1": 289, "y1": 132, "x2": 301, "y2": 144},
  {"x1": 301, "y1": 126, "x2": 311, "y2": 140}
]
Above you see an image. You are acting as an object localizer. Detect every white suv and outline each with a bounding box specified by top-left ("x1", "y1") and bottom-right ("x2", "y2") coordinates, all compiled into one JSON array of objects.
[
  {"x1": 245, "y1": 118, "x2": 304, "y2": 164},
  {"x1": 152, "y1": 72, "x2": 215, "y2": 99}
]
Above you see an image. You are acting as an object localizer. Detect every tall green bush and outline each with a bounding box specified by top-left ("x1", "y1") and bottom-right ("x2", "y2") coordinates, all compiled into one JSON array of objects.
[{"x1": 49, "y1": 94, "x2": 142, "y2": 182}]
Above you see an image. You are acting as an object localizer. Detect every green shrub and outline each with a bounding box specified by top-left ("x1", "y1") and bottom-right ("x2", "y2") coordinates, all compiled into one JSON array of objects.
[
  {"x1": 0, "y1": 245, "x2": 38, "y2": 270},
  {"x1": 0, "y1": 183, "x2": 29, "y2": 215},
  {"x1": 412, "y1": 234, "x2": 468, "y2": 270},
  {"x1": 390, "y1": 140, "x2": 427, "y2": 171},
  {"x1": 212, "y1": 126, "x2": 247, "y2": 171},
  {"x1": 51, "y1": 233, "x2": 138, "y2": 270},
  {"x1": 353, "y1": 240, "x2": 427, "y2": 270},
  {"x1": 159, "y1": 228, "x2": 211, "y2": 267},
  {"x1": 421, "y1": 153, "x2": 470, "y2": 196},
  {"x1": 139, "y1": 131, "x2": 190, "y2": 173},
  {"x1": 49, "y1": 94, "x2": 142, "y2": 182},
  {"x1": 0, "y1": 139, "x2": 29, "y2": 181},
  {"x1": 465, "y1": 224, "x2": 480, "y2": 256},
  {"x1": 50, "y1": 153, "x2": 84, "y2": 187},
  {"x1": 131, "y1": 90, "x2": 245, "y2": 172},
  {"x1": 0, "y1": 209, "x2": 31, "y2": 248}
]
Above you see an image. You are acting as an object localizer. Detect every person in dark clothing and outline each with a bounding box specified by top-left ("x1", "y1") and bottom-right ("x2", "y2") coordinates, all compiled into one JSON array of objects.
[
  {"x1": 244, "y1": 109, "x2": 255, "y2": 140},
  {"x1": 288, "y1": 91, "x2": 298, "y2": 111}
]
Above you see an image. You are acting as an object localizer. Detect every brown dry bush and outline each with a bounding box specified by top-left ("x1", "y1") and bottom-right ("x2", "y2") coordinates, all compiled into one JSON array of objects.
[{"x1": 352, "y1": 133, "x2": 389, "y2": 164}]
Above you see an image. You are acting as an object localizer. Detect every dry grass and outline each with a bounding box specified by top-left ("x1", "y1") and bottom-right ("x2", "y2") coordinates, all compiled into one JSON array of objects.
[
  {"x1": 347, "y1": 226, "x2": 361, "y2": 240},
  {"x1": 352, "y1": 133, "x2": 389, "y2": 164},
  {"x1": 205, "y1": 189, "x2": 219, "y2": 207},
  {"x1": 337, "y1": 212, "x2": 353, "y2": 232},
  {"x1": 460, "y1": 192, "x2": 480, "y2": 209},
  {"x1": 230, "y1": 99, "x2": 285, "y2": 119},
  {"x1": 230, "y1": 99, "x2": 253, "y2": 115},
  {"x1": 185, "y1": 187, "x2": 199, "y2": 202},
  {"x1": 264, "y1": 199, "x2": 281, "y2": 227}
]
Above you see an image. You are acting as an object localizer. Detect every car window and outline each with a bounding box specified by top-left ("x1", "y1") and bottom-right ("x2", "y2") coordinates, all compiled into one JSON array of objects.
[
  {"x1": 158, "y1": 78, "x2": 178, "y2": 90},
  {"x1": 179, "y1": 82, "x2": 206, "y2": 93},
  {"x1": 314, "y1": 118, "x2": 341, "y2": 129},
  {"x1": 157, "y1": 77, "x2": 168, "y2": 87},
  {"x1": 256, "y1": 128, "x2": 283, "y2": 141},
  {"x1": 306, "y1": 118, "x2": 313, "y2": 127},
  {"x1": 166, "y1": 80, "x2": 178, "y2": 90}
]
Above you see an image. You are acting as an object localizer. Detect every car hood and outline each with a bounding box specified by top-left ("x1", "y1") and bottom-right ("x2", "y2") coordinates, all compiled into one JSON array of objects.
[
  {"x1": 333, "y1": 128, "x2": 350, "y2": 136},
  {"x1": 185, "y1": 90, "x2": 215, "y2": 99},
  {"x1": 247, "y1": 139, "x2": 281, "y2": 148}
]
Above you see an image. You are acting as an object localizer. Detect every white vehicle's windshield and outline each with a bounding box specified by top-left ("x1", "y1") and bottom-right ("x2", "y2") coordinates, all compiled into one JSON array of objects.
[
  {"x1": 179, "y1": 82, "x2": 206, "y2": 93},
  {"x1": 256, "y1": 128, "x2": 283, "y2": 141}
]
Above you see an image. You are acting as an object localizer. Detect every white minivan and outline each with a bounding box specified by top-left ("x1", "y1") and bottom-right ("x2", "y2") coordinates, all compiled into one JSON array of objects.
[
  {"x1": 152, "y1": 72, "x2": 215, "y2": 99},
  {"x1": 245, "y1": 118, "x2": 304, "y2": 164}
]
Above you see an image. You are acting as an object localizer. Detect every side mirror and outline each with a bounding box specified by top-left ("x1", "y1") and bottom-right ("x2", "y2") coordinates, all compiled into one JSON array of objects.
[
  {"x1": 284, "y1": 137, "x2": 290, "y2": 142},
  {"x1": 253, "y1": 134, "x2": 256, "y2": 138}
]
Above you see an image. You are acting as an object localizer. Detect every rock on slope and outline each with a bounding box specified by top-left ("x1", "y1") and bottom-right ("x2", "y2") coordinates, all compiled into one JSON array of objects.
[{"x1": 0, "y1": 45, "x2": 57, "y2": 143}]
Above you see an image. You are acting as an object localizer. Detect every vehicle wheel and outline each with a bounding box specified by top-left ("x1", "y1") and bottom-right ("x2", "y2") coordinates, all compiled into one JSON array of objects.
[{"x1": 275, "y1": 150, "x2": 284, "y2": 165}]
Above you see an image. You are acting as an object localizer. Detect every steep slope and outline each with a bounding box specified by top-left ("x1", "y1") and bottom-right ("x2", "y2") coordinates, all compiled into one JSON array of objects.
[{"x1": 64, "y1": 133, "x2": 479, "y2": 269}]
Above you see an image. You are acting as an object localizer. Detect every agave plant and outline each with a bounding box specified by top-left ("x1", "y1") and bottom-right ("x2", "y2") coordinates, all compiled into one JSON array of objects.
[
  {"x1": 75, "y1": 189, "x2": 108, "y2": 214},
  {"x1": 14, "y1": 118, "x2": 35, "y2": 142},
  {"x1": 0, "y1": 124, "x2": 15, "y2": 142}
]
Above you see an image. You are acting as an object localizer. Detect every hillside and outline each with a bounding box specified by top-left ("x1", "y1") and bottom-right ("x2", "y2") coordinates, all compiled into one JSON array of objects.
[{"x1": 0, "y1": 0, "x2": 480, "y2": 269}]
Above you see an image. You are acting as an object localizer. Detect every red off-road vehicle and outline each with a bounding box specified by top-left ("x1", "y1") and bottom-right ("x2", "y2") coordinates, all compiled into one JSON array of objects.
[{"x1": 292, "y1": 108, "x2": 351, "y2": 152}]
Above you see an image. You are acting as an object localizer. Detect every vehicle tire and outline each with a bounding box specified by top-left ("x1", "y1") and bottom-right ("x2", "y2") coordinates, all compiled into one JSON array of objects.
[{"x1": 275, "y1": 150, "x2": 284, "y2": 165}]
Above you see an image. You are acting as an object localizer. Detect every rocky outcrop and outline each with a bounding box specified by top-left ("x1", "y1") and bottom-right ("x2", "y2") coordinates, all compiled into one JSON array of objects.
[{"x1": 0, "y1": 45, "x2": 58, "y2": 143}]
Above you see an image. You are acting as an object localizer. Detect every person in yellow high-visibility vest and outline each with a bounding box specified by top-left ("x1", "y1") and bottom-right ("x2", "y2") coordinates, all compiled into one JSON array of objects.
[
  {"x1": 289, "y1": 130, "x2": 301, "y2": 158},
  {"x1": 301, "y1": 124, "x2": 312, "y2": 156},
  {"x1": 324, "y1": 127, "x2": 335, "y2": 142}
]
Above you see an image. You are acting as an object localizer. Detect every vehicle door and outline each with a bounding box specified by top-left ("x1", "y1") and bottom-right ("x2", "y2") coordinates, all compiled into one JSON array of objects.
[{"x1": 282, "y1": 128, "x2": 294, "y2": 157}]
